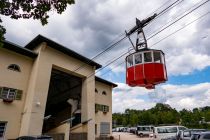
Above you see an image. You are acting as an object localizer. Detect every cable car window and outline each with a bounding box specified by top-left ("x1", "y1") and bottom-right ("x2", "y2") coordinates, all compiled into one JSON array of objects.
[
  {"x1": 144, "y1": 52, "x2": 152, "y2": 63},
  {"x1": 161, "y1": 53, "x2": 165, "y2": 64},
  {"x1": 154, "y1": 51, "x2": 162, "y2": 63},
  {"x1": 135, "y1": 53, "x2": 142, "y2": 64},
  {"x1": 127, "y1": 55, "x2": 133, "y2": 67}
]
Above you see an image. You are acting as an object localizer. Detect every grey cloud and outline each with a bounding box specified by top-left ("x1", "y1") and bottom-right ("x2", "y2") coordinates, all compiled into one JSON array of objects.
[{"x1": 2, "y1": 0, "x2": 210, "y2": 77}]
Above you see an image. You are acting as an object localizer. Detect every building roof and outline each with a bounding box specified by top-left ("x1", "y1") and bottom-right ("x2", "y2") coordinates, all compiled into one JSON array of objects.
[
  {"x1": 25, "y1": 35, "x2": 102, "y2": 69},
  {"x1": 95, "y1": 76, "x2": 118, "y2": 88},
  {"x1": 1, "y1": 40, "x2": 38, "y2": 58}
]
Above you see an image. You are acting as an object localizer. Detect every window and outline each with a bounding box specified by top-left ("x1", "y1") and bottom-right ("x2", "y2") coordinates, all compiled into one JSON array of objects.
[
  {"x1": 157, "y1": 127, "x2": 177, "y2": 133},
  {"x1": 166, "y1": 127, "x2": 177, "y2": 133},
  {"x1": 178, "y1": 127, "x2": 187, "y2": 131},
  {"x1": 144, "y1": 52, "x2": 152, "y2": 63},
  {"x1": 100, "y1": 122, "x2": 110, "y2": 135},
  {"x1": 1, "y1": 87, "x2": 16, "y2": 101},
  {"x1": 95, "y1": 104, "x2": 109, "y2": 113},
  {"x1": 127, "y1": 55, "x2": 133, "y2": 67},
  {"x1": 0, "y1": 122, "x2": 7, "y2": 139},
  {"x1": 95, "y1": 124, "x2": 97, "y2": 135},
  {"x1": 7, "y1": 64, "x2": 21, "y2": 72},
  {"x1": 95, "y1": 88, "x2": 98, "y2": 93},
  {"x1": 157, "y1": 128, "x2": 166, "y2": 133},
  {"x1": 203, "y1": 134, "x2": 210, "y2": 139},
  {"x1": 191, "y1": 134, "x2": 200, "y2": 140},
  {"x1": 102, "y1": 105, "x2": 109, "y2": 113},
  {"x1": 0, "y1": 87, "x2": 23, "y2": 101},
  {"x1": 154, "y1": 51, "x2": 162, "y2": 63},
  {"x1": 183, "y1": 131, "x2": 190, "y2": 137},
  {"x1": 137, "y1": 126, "x2": 151, "y2": 131},
  {"x1": 95, "y1": 104, "x2": 101, "y2": 112},
  {"x1": 102, "y1": 91, "x2": 107, "y2": 95},
  {"x1": 135, "y1": 53, "x2": 142, "y2": 64}
]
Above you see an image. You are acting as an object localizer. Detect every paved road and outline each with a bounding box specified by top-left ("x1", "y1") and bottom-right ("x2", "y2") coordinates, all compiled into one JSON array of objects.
[{"x1": 112, "y1": 132, "x2": 151, "y2": 140}]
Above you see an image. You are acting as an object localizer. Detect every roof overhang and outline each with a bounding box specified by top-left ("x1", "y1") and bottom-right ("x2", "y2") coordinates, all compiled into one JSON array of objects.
[
  {"x1": 95, "y1": 76, "x2": 118, "y2": 88},
  {"x1": 25, "y1": 35, "x2": 102, "y2": 69},
  {"x1": 1, "y1": 40, "x2": 38, "y2": 58}
]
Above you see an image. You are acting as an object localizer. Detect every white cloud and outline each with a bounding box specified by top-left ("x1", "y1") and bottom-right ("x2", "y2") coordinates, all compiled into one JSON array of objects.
[
  {"x1": 112, "y1": 83, "x2": 156, "y2": 112},
  {"x1": 163, "y1": 83, "x2": 210, "y2": 110},
  {"x1": 113, "y1": 82, "x2": 210, "y2": 112},
  {"x1": 2, "y1": 0, "x2": 210, "y2": 77},
  {"x1": 166, "y1": 48, "x2": 210, "y2": 75},
  {"x1": 2, "y1": 0, "x2": 210, "y2": 112}
]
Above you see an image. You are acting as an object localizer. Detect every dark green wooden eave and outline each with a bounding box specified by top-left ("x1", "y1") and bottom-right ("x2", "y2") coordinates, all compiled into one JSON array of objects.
[
  {"x1": 95, "y1": 76, "x2": 118, "y2": 88},
  {"x1": 25, "y1": 35, "x2": 102, "y2": 69},
  {"x1": 1, "y1": 40, "x2": 38, "y2": 58}
]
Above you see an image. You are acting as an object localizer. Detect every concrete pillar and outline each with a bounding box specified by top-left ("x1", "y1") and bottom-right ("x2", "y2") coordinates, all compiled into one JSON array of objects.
[
  {"x1": 19, "y1": 44, "x2": 52, "y2": 136},
  {"x1": 81, "y1": 75, "x2": 95, "y2": 140}
]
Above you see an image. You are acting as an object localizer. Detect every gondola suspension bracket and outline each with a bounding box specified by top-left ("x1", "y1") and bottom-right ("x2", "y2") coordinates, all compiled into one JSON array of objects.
[{"x1": 125, "y1": 14, "x2": 168, "y2": 89}]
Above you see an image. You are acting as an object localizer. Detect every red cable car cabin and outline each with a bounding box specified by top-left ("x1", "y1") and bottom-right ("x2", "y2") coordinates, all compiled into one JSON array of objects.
[{"x1": 126, "y1": 48, "x2": 167, "y2": 89}]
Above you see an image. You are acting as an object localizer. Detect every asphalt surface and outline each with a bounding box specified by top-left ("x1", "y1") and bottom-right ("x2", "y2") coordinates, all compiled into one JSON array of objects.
[{"x1": 112, "y1": 132, "x2": 151, "y2": 140}]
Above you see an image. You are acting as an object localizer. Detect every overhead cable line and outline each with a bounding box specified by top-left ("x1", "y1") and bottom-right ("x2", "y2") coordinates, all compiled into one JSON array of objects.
[
  {"x1": 146, "y1": 0, "x2": 206, "y2": 36},
  {"x1": 147, "y1": 0, "x2": 172, "y2": 17},
  {"x1": 72, "y1": 0, "x2": 182, "y2": 73},
  {"x1": 94, "y1": 1, "x2": 210, "y2": 77},
  {"x1": 150, "y1": 11, "x2": 210, "y2": 47},
  {"x1": 156, "y1": 0, "x2": 184, "y2": 17},
  {"x1": 100, "y1": 61, "x2": 125, "y2": 77},
  {"x1": 73, "y1": 33, "x2": 126, "y2": 72},
  {"x1": 147, "y1": 0, "x2": 210, "y2": 40},
  {"x1": 98, "y1": 11, "x2": 210, "y2": 78}
]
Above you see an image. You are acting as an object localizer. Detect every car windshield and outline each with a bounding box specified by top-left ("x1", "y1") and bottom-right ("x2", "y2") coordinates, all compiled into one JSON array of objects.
[
  {"x1": 137, "y1": 127, "x2": 150, "y2": 131},
  {"x1": 157, "y1": 127, "x2": 177, "y2": 133},
  {"x1": 191, "y1": 134, "x2": 200, "y2": 140},
  {"x1": 179, "y1": 127, "x2": 187, "y2": 131}
]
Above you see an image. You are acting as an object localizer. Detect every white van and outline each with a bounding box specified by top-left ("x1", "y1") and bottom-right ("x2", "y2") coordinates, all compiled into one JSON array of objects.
[
  {"x1": 136, "y1": 125, "x2": 154, "y2": 137},
  {"x1": 152, "y1": 126, "x2": 187, "y2": 140}
]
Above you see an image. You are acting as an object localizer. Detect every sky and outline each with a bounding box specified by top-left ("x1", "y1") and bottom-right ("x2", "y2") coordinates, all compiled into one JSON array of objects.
[{"x1": 1, "y1": 0, "x2": 210, "y2": 113}]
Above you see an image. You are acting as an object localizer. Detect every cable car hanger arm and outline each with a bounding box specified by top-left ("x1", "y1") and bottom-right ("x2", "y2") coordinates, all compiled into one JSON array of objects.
[
  {"x1": 126, "y1": 13, "x2": 157, "y2": 36},
  {"x1": 125, "y1": 14, "x2": 157, "y2": 51}
]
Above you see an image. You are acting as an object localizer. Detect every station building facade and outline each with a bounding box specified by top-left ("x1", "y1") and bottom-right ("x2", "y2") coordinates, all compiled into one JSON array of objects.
[{"x1": 0, "y1": 35, "x2": 117, "y2": 140}]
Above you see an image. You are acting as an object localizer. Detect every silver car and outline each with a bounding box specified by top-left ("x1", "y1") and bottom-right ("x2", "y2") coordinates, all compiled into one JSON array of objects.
[
  {"x1": 191, "y1": 132, "x2": 210, "y2": 140},
  {"x1": 177, "y1": 129, "x2": 207, "y2": 140}
]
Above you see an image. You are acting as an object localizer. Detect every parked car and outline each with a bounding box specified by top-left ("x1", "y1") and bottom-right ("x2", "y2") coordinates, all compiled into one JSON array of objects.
[
  {"x1": 177, "y1": 129, "x2": 207, "y2": 140},
  {"x1": 136, "y1": 125, "x2": 154, "y2": 137},
  {"x1": 129, "y1": 127, "x2": 137, "y2": 134},
  {"x1": 191, "y1": 131, "x2": 210, "y2": 140},
  {"x1": 16, "y1": 135, "x2": 53, "y2": 140},
  {"x1": 114, "y1": 127, "x2": 126, "y2": 132},
  {"x1": 152, "y1": 125, "x2": 187, "y2": 140}
]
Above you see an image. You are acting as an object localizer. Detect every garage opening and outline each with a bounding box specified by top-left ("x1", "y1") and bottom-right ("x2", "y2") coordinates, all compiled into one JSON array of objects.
[{"x1": 42, "y1": 69, "x2": 82, "y2": 133}]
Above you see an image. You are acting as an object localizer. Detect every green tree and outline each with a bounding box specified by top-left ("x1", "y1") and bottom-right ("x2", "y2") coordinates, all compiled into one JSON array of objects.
[
  {"x1": 0, "y1": 0, "x2": 75, "y2": 44},
  {"x1": 112, "y1": 104, "x2": 210, "y2": 129}
]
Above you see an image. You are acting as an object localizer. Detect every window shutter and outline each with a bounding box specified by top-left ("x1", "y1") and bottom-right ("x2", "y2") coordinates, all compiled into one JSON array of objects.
[
  {"x1": 0, "y1": 87, "x2": 2, "y2": 99},
  {"x1": 100, "y1": 122, "x2": 110, "y2": 135},
  {"x1": 15, "y1": 89, "x2": 23, "y2": 100},
  {"x1": 100, "y1": 105, "x2": 103, "y2": 111},
  {"x1": 95, "y1": 104, "x2": 100, "y2": 112},
  {"x1": 106, "y1": 106, "x2": 109, "y2": 112}
]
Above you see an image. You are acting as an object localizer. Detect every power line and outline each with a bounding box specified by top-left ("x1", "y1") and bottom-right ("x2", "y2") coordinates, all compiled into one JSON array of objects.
[
  {"x1": 146, "y1": 0, "x2": 206, "y2": 37},
  {"x1": 98, "y1": 11, "x2": 210, "y2": 78},
  {"x1": 150, "y1": 11, "x2": 210, "y2": 47},
  {"x1": 147, "y1": 0, "x2": 210, "y2": 40},
  {"x1": 72, "y1": 0, "x2": 181, "y2": 73},
  {"x1": 100, "y1": 61, "x2": 125, "y2": 77},
  {"x1": 147, "y1": 0, "x2": 172, "y2": 17},
  {"x1": 156, "y1": 0, "x2": 184, "y2": 17},
  {"x1": 73, "y1": 33, "x2": 126, "y2": 72},
  {"x1": 96, "y1": 0, "x2": 189, "y2": 70},
  {"x1": 95, "y1": 0, "x2": 210, "y2": 77}
]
